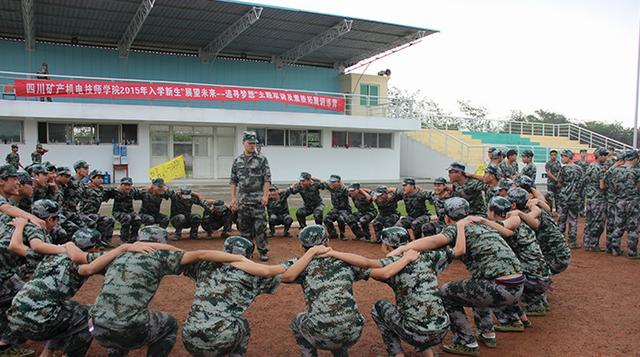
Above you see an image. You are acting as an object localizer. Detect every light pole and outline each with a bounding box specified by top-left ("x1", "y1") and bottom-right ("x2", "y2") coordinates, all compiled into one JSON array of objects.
[{"x1": 634, "y1": 14, "x2": 640, "y2": 148}]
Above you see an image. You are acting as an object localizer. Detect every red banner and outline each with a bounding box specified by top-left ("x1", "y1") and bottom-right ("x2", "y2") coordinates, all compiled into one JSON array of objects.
[{"x1": 14, "y1": 79, "x2": 345, "y2": 112}]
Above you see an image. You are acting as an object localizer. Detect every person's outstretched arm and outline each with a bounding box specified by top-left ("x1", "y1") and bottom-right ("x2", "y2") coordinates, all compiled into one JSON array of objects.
[
  {"x1": 370, "y1": 250, "x2": 419, "y2": 281},
  {"x1": 181, "y1": 250, "x2": 245, "y2": 265},
  {"x1": 230, "y1": 257, "x2": 286, "y2": 277},
  {"x1": 387, "y1": 233, "x2": 449, "y2": 256},
  {"x1": 281, "y1": 245, "x2": 330, "y2": 283},
  {"x1": 320, "y1": 250, "x2": 381, "y2": 268}
]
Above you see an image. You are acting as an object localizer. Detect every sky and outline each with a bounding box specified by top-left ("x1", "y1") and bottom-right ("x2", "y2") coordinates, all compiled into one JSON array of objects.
[{"x1": 256, "y1": 0, "x2": 640, "y2": 126}]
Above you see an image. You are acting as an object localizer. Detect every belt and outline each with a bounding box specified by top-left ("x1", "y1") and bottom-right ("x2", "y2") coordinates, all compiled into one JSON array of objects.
[{"x1": 495, "y1": 275, "x2": 525, "y2": 286}]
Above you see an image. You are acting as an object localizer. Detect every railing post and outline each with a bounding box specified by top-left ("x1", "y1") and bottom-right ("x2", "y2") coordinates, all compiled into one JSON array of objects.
[
  {"x1": 590, "y1": 132, "x2": 593, "y2": 148},
  {"x1": 509, "y1": 121, "x2": 512, "y2": 134}
]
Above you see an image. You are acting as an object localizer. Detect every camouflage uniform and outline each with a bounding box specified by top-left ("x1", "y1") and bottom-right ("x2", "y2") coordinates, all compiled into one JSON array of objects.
[
  {"x1": 267, "y1": 190, "x2": 293, "y2": 236},
  {"x1": 230, "y1": 150, "x2": 271, "y2": 255},
  {"x1": 5, "y1": 152, "x2": 20, "y2": 170},
  {"x1": 79, "y1": 184, "x2": 115, "y2": 245},
  {"x1": 521, "y1": 162, "x2": 537, "y2": 182},
  {"x1": 111, "y1": 187, "x2": 143, "y2": 243},
  {"x1": 394, "y1": 184, "x2": 432, "y2": 238},
  {"x1": 201, "y1": 201, "x2": 233, "y2": 238},
  {"x1": 181, "y1": 260, "x2": 283, "y2": 356},
  {"x1": 31, "y1": 151, "x2": 42, "y2": 164},
  {"x1": 534, "y1": 209, "x2": 571, "y2": 274},
  {"x1": 7, "y1": 252, "x2": 101, "y2": 357},
  {"x1": 322, "y1": 180, "x2": 352, "y2": 239},
  {"x1": 545, "y1": 158, "x2": 561, "y2": 206},
  {"x1": 584, "y1": 161, "x2": 607, "y2": 249},
  {"x1": 604, "y1": 163, "x2": 620, "y2": 250},
  {"x1": 373, "y1": 247, "x2": 453, "y2": 355},
  {"x1": 556, "y1": 162, "x2": 584, "y2": 245},
  {"x1": 91, "y1": 249, "x2": 186, "y2": 357},
  {"x1": 609, "y1": 164, "x2": 640, "y2": 256},
  {"x1": 371, "y1": 188, "x2": 402, "y2": 242},
  {"x1": 286, "y1": 256, "x2": 370, "y2": 357},
  {"x1": 59, "y1": 177, "x2": 87, "y2": 231},
  {"x1": 168, "y1": 190, "x2": 205, "y2": 240},
  {"x1": 499, "y1": 160, "x2": 518, "y2": 179},
  {"x1": 451, "y1": 178, "x2": 487, "y2": 217},
  {"x1": 289, "y1": 181, "x2": 326, "y2": 228},
  {"x1": 139, "y1": 190, "x2": 170, "y2": 229},
  {"x1": 346, "y1": 189, "x2": 377, "y2": 240},
  {"x1": 439, "y1": 223, "x2": 523, "y2": 347},
  {"x1": 423, "y1": 192, "x2": 447, "y2": 235}
]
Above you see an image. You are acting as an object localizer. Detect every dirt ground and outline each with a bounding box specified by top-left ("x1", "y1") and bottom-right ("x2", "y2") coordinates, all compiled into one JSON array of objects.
[{"x1": 24, "y1": 218, "x2": 640, "y2": 357}]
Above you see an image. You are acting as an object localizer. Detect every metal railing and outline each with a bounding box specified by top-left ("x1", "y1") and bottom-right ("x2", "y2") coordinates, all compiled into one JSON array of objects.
[{"x1": 0, "y1": 70, "x2": 417, "y2": 120}]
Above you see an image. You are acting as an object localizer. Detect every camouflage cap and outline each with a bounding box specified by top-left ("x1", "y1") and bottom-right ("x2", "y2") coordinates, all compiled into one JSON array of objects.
[
  {"x1": 242, "y1": 131, "x2": 258, "y2": 143},
  {"x1": 32, "y1": 199, "x2": 60, "y2": 219},
  {"x1": 10, "y1": 144, "x2": 17, "y2": 149},
  {"x1": 489, "y1": 149, "x2": 503, "y2": 159},
  {"x1": 447, "y1": 161, "x2": 466, "y2": 172},
  {"x1": 35, "y1": 143, "x2": 44, "y2": 149},
  {"x1": 298, "y1": 225, "x2": 328, "y2": 249},
  {"x1": 380, "y1": 227, "x2": 410, "y2": 248},
  {"x1": 615, "y1": 149, "x2": 626, "y2": 160},
  {"x1": 152, "y1": 177, "x2": 165, "y2": 186},
  {"x1": 0, "y1": 164, "x2": 18, "y2": 180},
  {"x1": 120, "y1": 177, "x2": 133, "y2": 184},
  {"x1": 328, "y1": 174, "x2": 341, "y2": 183},
  {"x1": 594, "y1": 148, "x2": 608, "y2": 158},
  {"x1": 371, "y1": 185, "x2": 388, "y2": 197},
  {"x1": 348, "y1": 182, "x2": 361, "y2": 191},
  {"x1": 56, "y1": 166, "x2": 72, "y2": 176},
  {"x1": 579, "y1": 148, "x2": 588, "y2": 153},
  {"x1": 89, "y1": 169, "x2": 105, "y2": 179},
  {"x1": 269, "y1": 185, "x2": 278, "y2": 191},
  {"x1": 402, "y1": 177, "x2": 416, "y2": 186},
  {"x1": 29, "y1": 164, "x2": 47, "y2": 175},
  {"x1": 488, "y1": 147, "x2": 498, "y2": 154},
  {"x1": 521, "y1": 149, "x2": 534, "y2": 157},
  {"x1": 507, "y1": 187, "x2": 529, "y2": 209},
  {"x1": 433, "y1": 177, "x2": 447, "y2": 185},
  {"x1": 212, "y1": 199, "x2": 225, "y2": 207},
  {"x1": 499, "y1": 178, "x2": 514, "y2": 190},
  {"x1": 299, "y1": 172, "x2": 312, "y2": 180},
  {"x1": 515, "y1": 175, "x2": 534, "y2": 193},
  {"x1": 43, "y1": 162, "x2": 56, "y2": 172},
  {"x1": 17, "y1": 172, "x2": 32, "y2": 185},
  {"x1": 179, "y1": 186, "x2": 192, "y2": 198},
  {"x1": 444, "y1": 197, "x2": 470, "y2": 220},
  {"x1": 138, "y1": 226, "x2": 168, "y2": 243},
  {"x1": 484, "y1": 164, "x2": 501, "y2": 178},
  {"x1": 488, "y1": 196, "x2": 512, "y2": 216},
  {"x1": 224, "y1": 236, "x2": 255, "y2": 258},
  {"x1": 560, "y1": 149, "x2": 574, "y2": 158},
  {"x1": 72, "y1": 228, "x2": 102, "y2": 251},
  {"x1": 73, "y1": 160, "x2": 89, "y2": 171},
  {"x1": 624, "y1": 149, "x2": 639, "y2": 161}
]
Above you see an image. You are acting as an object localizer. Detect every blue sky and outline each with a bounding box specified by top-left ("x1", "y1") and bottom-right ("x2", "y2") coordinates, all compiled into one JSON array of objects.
[{"x1": 257, "y1": 0, "x2": 640, "y2": 126}]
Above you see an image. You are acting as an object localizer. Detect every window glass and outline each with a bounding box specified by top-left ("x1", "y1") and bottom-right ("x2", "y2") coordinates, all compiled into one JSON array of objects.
[
  {"x1": 73, "y1": 124, "x2": 96, "y2": 145},
  {"x1": 150, "y1": 126, "x2": 169, "y2": 156},
  {"x1": 332, "y1": 131, "x2": 346, "y2": 148},
  {"x1": 48, "y1": 123, "x2": 71, "y2": 144},
  {"x1": 359, "y1": 84, "x2": 368, "y2": 106},
  {"x1": 369, "y1": 85, "x2": 379, "y2": 106},
  {"x1": 347, "y1": 131, "x2": 362, "y2": 148},
  {"x1": 379, "y1": 133, "x2": 393, "y2": 148},
  {"x1": 193, "y1": 136, "x2": 209, "y2": 156},
  {"x1": 363, "y1": 132, "x2": 378, "y2": 148},
  {"x1": 288, "y1": 130, "x2": 306, "y2": 147},
  {"x1": 98, "y1": 124, "x2": 119, "y2": 144},
  {"x1": 0, "y1": 120, "x2": 22, "y2": 144},
  {"x1": 266, "y1": 129, "x2": 285, "y2": 146},
  {"x1": 122, "y1": 124, "x2": 138, "y2": 145},
  {"x1": 307, "y1": 130, "x2": 322, "y2": 148},
  {"x1": 173, "y1": 126, "x2": 193, "y2": 143}
]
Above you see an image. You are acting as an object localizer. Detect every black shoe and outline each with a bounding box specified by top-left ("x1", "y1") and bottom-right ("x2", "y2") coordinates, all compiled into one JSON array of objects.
[
  {"x1": 268, "y1": 230, "x2": 275, "y2": 238},
  {"x1": 283, "y1": 230, "x2": 292, "y2": 238},
  {"x1": 259, "y1": 253, "x2": 269, "y2": 261}
]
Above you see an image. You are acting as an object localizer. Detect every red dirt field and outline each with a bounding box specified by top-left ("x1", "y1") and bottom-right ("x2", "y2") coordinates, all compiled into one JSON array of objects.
[{"x1": 24, "y1": 219, "x2": 640, "y2": 356}]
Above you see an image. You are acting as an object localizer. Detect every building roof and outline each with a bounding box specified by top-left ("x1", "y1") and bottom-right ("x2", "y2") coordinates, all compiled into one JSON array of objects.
[{"x1": 0, "y1": 0, "x2": 437, "y2": 68}]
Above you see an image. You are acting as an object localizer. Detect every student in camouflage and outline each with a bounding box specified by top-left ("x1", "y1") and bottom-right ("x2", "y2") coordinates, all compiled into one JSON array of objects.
[
  {"x1": 463, "y1": 163, "x2": 500, "y2": 203},
  {"x1": 448, "y1": 162, "x2": 487, "y2": 217},
  {"x1": 371, "y1": 186, "x2": 402, "y2": 243},
  {"x1": 12, "y1": 173, "x2": 33, "y2": 213},
  {"x1": 387, "y1": 197, "x2": 524, "y2": 356},
  {"x1": 110, "y1": 177, "x2": 143, "y2": 243},
  {"x1": 91, "y1": 226, "x2": 245, "y2": 357},
  {"x1": 5, "y1": 145, "x2": 22, "y2": 171},
  {"x1": 230, "y1": 131, "x2": 271, "y2": 261},
  {"x1": 325, "y1": 226, "x2": 460, "y2": 357},
  {"x1": 181, "y1": 236, "x2": 294, "y2": 356},
  {"x1": 346, "y1": 183, "x2": 376, "y2": 241},
  {"x1": 139, "y1": 178, "x2": 170, "y2": 229},
  {"x1": 608, "y1": 149, "x2": 640, "y2": 257},
  {"x1": 575, "y1": 149, "x2": 590, "y2": 216},
  {"x1": 422, "y1": 177, "x2": 450, "y2": 236},
  {"x1": 545, "y1": 149, "x2": 561, "y2": 209},
  {"x1": 288, "y1": 172, "x2": 326, "y2": 228},
  {"x1": 487, "y1": 148, "x2": 505, "y2": 178},
  {"x1": 31, "y1": 164, "x2": 56, "y2": 202},
  {"x1": 168, "y1": 186, "x2": 205, "y2": 241},
  {"x1": 583, "y1": 148, "x2": 608, "y2": 251},
  {"x1": 281, "y1": 225, "x2": 371, "y2": 357},
  {"x1": 604, "y1": 152, "x2": 625, "y2": 252},
  {"x1": 79, "y1": 170, "x2": 115, "y2": 246},
  {"x1": 394, "y1": 177, "x2": 433, "y2": 239},
  {"x1": 499, "y1": 149, "x2": 519, "y2": 179},
  {"x1": 50, "y1": 167, "x2": 82, "y2": 244},
  {"x1": 201, "y1": 199, "x2": 233, "y2": 240},
  {"x1": 520, "y1": 149, "x2": 536, "y2": 181},
  {"x1": 266, "y1": 185, "x2": 293, "y2": 238},
  {"x1": 30, "y1": 144, "x2": 47, "y2": 164},
  {"x1": 73, "y1": 160, "x2": 90, "y2": 187},
  {"x1": 556, "y1": 149, "x2": 585, "y2": 248},
  {"x1": 319, "y1": 175, "x2": 352, "y2": 240}
]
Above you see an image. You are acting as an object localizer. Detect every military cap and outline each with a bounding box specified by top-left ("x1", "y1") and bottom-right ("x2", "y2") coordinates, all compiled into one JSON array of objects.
[
  {"x1": 488, "y1": 147, "x2": 498, "y2": 154},
  {"x1": 268, "y1": 185, "x2": 278, "y2": 191},
  {"x1": 56, "y1": 166, "x2": 72, "y2": 176},
  {"x1": 560, "y1": 149, "x2": 574, "y2": 158},
  {"x1": 43, "y1": 162, "x2": 56, "y2": 172},
  {"x1": 444, "y1": 197, "x2": 470, "y2": 220},
  {"x1": 505, "y1": 149, "x2": 518, "y2": 157},
  {"x1": 151, "y1": 177, "x2": 165, "y2": 186},
  {"x1": 579, "y1": 149, "x2": 587, "y2": 153},
  {"x1": 433, "y1": 177, "x2": 447, "y2": 185},
  {"x1": 179, "y1": 186, "x2": 192, "y2": 199},
  {"x1": 0, "y1": 165, "x2": 18, "y2": 180},
  {"x1": 120, "y1": 177, "x2": 133, "y2": 185},
  {"x1": 29, "y1": 164, "x2": 47, "y2": 175},
  {"x1": 17, "y1": 172, "x2": 32, "y2": 185},
  {"x1": 242, "y1": 131, "x2": 258, "y2": 143},
  {"x1": 299, "y1": 172, "x2": 312, "y2": 180},
  {"x1": 371, "y1": 185, "x2": 388, "y2": 197},
  {"x1": 72, "y1": 228, "x2": 102, "y2": 251},
  {"x1": 212, "y1": 199, "x2": 225, "y2": 207},
  {"x1": 138, "y1": 226, "x2": 168, "y2": 243},
  {"x1": 328, "y1": 174, "x2": 341, "y2": 183},
  {"x1": 594, "y1": 148, "x2": 608, "y2": 158},
  {"x1": 515, "y1": 175, "x2": 535, "y2": 193},
  {"x1": 447, "y1": 162, "x2": 466, "y2": 172},
  {"x1": 224, "y1": 236, "x2": 254, "y2": 258},
  {"x1": 32, "y1": 199, "x2": 60, "y2": 219},
  {"x1": 615, "y1": 149, "x2": 626, "y2": 161},
  {"x1": 489, "y1": 149, "x2": 503, "y2": 159},
  {"x1": 521, "y1": 149, "x2": 534, "y2": 157},
  {"x1": 89, "y1": 169, "x2": 105, "y2": 178},
  {"x1": 489, "y1": 196, "x2": 512, "y2": 216},
  {"x1": 10, "y1": 144, "x2": 17, "y2": 149},
  {"x1": 402, "y1": 177, "x2": 416, "y2": 186},
  {"x1": 73, "y1": 160, "x2": 88, "y2": 171},
  {"x1": 624, "y1": 149, "x2": 639, "y2": 161},
  {"x1": 499, "y1": 178, "x2": 514, "y2": 190},
  {"x1": 380, "y1": 227, "x2": 410, "y2": 248},
  {"x1": 35, "y1": 143, "x2": 44, "y2": 149},
  {"x1": 298, "y1": 225, "x2": 328, "y2": 249},
  {"x1": 507, "y1": 187, "x2": 529, "y2": 209},
  {"x1": 348, "y1": 182, "x2": 361, "y2": 191},
  {"x1": 484, "y1": 164, "x2": 501, "y2": 178}
]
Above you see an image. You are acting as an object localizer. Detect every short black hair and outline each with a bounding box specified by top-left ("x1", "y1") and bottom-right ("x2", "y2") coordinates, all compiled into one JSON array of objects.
[
  {"x1": 550, "y1": 149, "x2": 558, "y2": 154},
  {"x1": 506, "y1": 149, "x2": 518, "y2": 157}
]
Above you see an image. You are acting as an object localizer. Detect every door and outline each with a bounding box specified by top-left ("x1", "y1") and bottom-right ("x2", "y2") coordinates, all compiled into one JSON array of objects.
[
  {"x1": 173, "y1": 126, "x2": 193, "y2": 178},
  {"x1": 216, "y1": 127, "x2": 235, "y2": 178},
  {"x1": 150, "y1": 125, "x2": 170, "y2": 167},
  {"x1": 193, "y1": 127, "x2": 214, "y2": 178}
]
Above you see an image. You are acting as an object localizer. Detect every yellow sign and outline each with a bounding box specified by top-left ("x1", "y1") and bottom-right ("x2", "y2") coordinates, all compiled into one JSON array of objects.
[
  {"x1": 148, "y1": 155, "x2": 186, "y2": 182},
  {"x1": 474, "y1": 162, "x2": 487, "y2": 175}
]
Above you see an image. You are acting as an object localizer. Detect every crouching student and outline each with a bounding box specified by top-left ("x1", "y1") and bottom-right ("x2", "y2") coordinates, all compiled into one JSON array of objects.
[{"x1": 323, "y1": 226, "x2": 463, "y2": 357}]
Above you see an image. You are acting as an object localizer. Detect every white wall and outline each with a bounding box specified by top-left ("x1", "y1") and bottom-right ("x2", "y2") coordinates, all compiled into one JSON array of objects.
[{"x1": 400, "y1": 134, "x2": 453, "y2": 179}]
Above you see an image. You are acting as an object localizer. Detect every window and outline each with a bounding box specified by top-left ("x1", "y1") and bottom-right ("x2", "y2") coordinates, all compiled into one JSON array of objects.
[
  {"x1": 379, "y1": 133, "x2": 393, "y2": 148},
  {"x1": 332, "y1": 131, "x2": 347, "y2": 148},
  {"x1": 266, "y1": 129, "x2": 285, "y2": 146},
  {"x1": 248, "y1": 128, "x2": 266, "y2": 145},
  {"x1": 37, "y1": 122, "x2": 47, "y2": 144},
  {"x1": 98, "y1": 124, "x2": 119, "y2": 144},
  {"x1": 122, "y1": 124, "x2": 138, "y2": 145},
  {"x1": 0, "y1": 120, "x2": 22, "y2": 144},
  {"x1": 288, "y1": 130, "x2": 306, "y2": 147},
  {"x1": 48, "y1": 123, "x2": 71, "y2": 144},
  {"x1": 360, "y1": 84, "x2": 379, "y2": 106},
  {"x1": 248, "y1": 128, "x2": 321, "y2": 148},
  {"x1": 363, "y1": 132, "x2": 378, "y2": 148},
  {"x1": 73, "y1": 125, "x2": 96, "y2": 145},
  {"x1": 347, "y1": 131, "x2": 362, "y2": 148},
  {"x1": 307, "y1": 130, "x2": 322, "y2": 148},
  {"x1": 150, "y1": 125, "x2": 169, "y2": 157}
]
